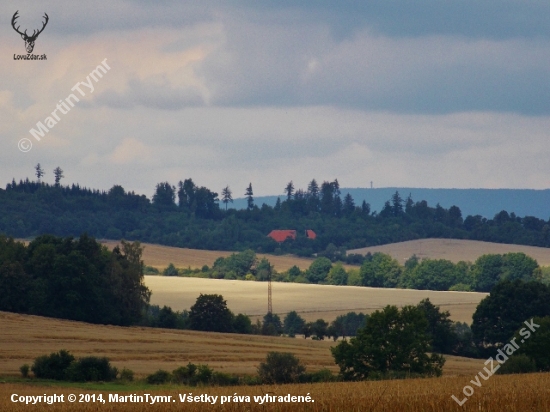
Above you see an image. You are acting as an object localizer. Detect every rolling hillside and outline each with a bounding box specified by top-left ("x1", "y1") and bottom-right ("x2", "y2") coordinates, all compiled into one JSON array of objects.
[
  {"x1": 0, "y1": 311, "x2": 481, "y2": 378},
  {"x1": 348, "y1": 238, "x2": 550, "y2": 265}
]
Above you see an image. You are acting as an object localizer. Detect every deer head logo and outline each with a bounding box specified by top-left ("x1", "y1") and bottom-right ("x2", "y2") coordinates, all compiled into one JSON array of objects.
[{"x1": 11, "y1": 11, "x2": 49, "y2": 54}]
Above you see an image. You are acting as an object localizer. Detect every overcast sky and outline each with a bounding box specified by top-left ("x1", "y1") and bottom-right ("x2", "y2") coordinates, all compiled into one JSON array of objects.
[{"x1": 2, "y1": 1, "x2": 550, "y2": 198}]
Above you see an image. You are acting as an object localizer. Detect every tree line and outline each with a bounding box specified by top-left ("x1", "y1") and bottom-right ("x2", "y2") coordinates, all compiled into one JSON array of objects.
[
  {"x1": 29, "y1": 282, "x2": 550, "y2": 382},
  {"x1": 152, "y1": 249, "x2": 549, "y2": 293},
  {"x1": 3, "y1": 235, "x2": 550, "y2": 381},
  {"x1": 2, "y1": 174, "x2": 550, "y2": 255},
  {"x1": 0, "y1": 235, "x2": 150, "y2": 325}
]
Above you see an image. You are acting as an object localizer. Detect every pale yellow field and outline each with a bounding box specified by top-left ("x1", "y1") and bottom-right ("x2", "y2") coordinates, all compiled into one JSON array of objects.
[
  {"x1": 349, "y1": 238, "x2": 550, "y2": 265},
  {"x1": 145, "y1": 276, "x2": 486, "y2": 324},
  {"x1": 0, "y1": 312, "x2": 480, "y2": 379}
]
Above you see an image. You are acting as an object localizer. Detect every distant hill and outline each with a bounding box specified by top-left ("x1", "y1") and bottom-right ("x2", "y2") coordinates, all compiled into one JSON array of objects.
[{"x1": 232, "y1": 188, "x2": 550, "y2": 219}]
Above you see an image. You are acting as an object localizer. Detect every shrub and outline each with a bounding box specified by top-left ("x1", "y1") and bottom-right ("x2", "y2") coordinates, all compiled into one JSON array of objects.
[
  {"x1": 163, "y1": 263, "x2": 178, "y2": 276},
  {"x1": 65, "y1": 357, "x2": 118, "y2": 382},
  {"x1": 449, "y1": 283, "x2": 472, "y2": 291},
  {"x1": 146, "y1": 369, "x2": 172, "y2": 384},
  {"x1": 120, "y1": 368, "x2": 134, "y2": 382},
  {"x1": 31, "y1": 350, "x2": 75, "y2": 380},
  {"x1": 172, "y1": 363, "x2": 197, "y2": 385},
  {"x1": 497, "y1": 355, "x2": 537, "y2": 375},
  {"x1": 144, "y1": 266, "x2": 160, "y2": 275},
  {"x1": 19, "y1": 364, "x2": 30, "y2": 378},
  {"x1": 196, "y1": 364, "x2": 213, "y2": 384},
  {"x1": 300, "y1": 368, "x2": 337, "y2": 383},
  {"x1": 258, "y1": 352, "x2": 306, "y2": 384},
  {"x1": 211, "y1": 371, "x2": 239, "y2": 386}
]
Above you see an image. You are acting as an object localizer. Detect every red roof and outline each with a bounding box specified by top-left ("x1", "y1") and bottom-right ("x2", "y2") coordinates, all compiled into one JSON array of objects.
[
  {"x1": 268, "y1": 230, "x2": 296, "y2": 242},
  {"x1": 306, "y1": 229, "x2": 317, "y2": 239}
]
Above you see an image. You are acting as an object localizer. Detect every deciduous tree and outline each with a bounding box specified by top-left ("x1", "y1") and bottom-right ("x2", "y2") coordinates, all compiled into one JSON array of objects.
[
  {"x1": 331, "y1": 305, "x2": 445, "y2": 380},
  {"x1": 189, "y1": 294, "x2": 234, "y2": 332}
]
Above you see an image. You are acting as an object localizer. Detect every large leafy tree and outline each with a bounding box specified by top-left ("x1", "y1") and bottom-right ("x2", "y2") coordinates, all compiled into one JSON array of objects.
[
  {"x1": 258, "y1": 352, "x2": 305, "y2": 384},
  {"x1": 0, "y1": 261, "x2": 31, "y2": 312},
  {"x1": 416, "y1": 298, "x2": 456, "y2": 354},
  {"x1": 360, "y1": 253, "x2": 401, "y2": 288},
  {"x1": 472, "y1": 252, "x2": 539, "y2": 292},
  {"x1": 306, "y1": 257, "x2": 332, "y2": 283},
  {"x1": 331, "y1": 305, "x2": 445, "y2": 380},
  {"x1": 330, "y1": 312, "x2": 368, "y2": 339},
  {"x1": 327, "y1": 263, "x2": 348, "y2": 285},
  {"x1": 189, "y1": 294, "x2": 234, "y2": 332},
  {"x1": 515, "y1": 316, "x2": 550, "y2": 371},
  {"x1": 401, "y1": 259, "x2": 466, "y2": 291},
  {"x1": 471, "y1": 280, "x2": 550, "y2": 349},
  {"x1": 262, "y1": 312, "x2": 283, "y2": 335},
  {"x1": 283, "y1": 311, "x2": 306, "y2": 337},
  {"x1": 0, "y1": 235, "x2": 150, "y2": 326}
]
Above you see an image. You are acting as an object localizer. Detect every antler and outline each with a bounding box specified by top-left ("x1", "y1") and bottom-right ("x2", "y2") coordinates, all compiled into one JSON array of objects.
[
  {"x1": 11, "y1": 11, "x2": 49, "y2": 40},
  {"x1": 32, "y1": 13, "x2": 49, "y2": 39},
  {"x1": 11, "y1": 11, "x2": 26, "y2": 37}
]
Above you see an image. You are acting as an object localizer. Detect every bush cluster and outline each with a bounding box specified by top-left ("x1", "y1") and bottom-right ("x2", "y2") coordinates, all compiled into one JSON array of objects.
[
  {"x1": 146, "y1": 363, "x2": 239, "y2": 386},
  {"x1": 28, "y1": 350, "x2": 118, "y2": 382}
]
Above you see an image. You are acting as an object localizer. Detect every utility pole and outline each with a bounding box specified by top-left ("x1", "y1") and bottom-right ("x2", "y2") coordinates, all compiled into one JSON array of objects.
[{"x1": 268, "y1": 271, "x2": 272, "y2": 315}]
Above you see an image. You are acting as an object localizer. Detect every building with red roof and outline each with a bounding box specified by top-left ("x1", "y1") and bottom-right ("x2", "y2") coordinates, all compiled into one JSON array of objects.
[
  {"x1": 305, "y1": 229, "x2": 317, "y2": 240},
  {"x1": 267, "y1": 229, "x2": 316, "y2": 242},
  {"x1": 267, "y1": 230, "x2": 296, "y2": 243}
]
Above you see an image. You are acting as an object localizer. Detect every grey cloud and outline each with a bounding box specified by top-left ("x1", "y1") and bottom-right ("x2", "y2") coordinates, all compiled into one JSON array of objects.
[
  {"x1": 198, "y1": 22, "x2": 550, "y2": 115},
  {"x1": 238, "y1": 0, "x2": 550, "y2": 40},
  {"x1": 96, "y1": 78, "x2": 204, "y2": 110},
  {"x1": 6, "y1": 0, "x2": 548, "y2": 41}
]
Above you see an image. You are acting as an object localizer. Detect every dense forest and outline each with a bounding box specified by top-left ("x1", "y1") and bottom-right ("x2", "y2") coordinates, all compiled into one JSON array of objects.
[
  {"x1": 0, "y1": 234, "x2": 150, "y2": 325},
  {"x1": 1, "y1": 174, "x2": 549, "y2": 256}
]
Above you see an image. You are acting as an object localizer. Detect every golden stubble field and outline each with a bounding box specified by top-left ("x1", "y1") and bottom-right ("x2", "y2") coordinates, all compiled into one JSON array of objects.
[
  {"x1": 0, "y1": 311, "x2": 480, "y2": 379},
  {"x1": 102, "y1": 238, "x2": 550, "y2": 271},
  {"x1": 145, "y1": 276, "x2": 486, "y2": 323},
  {"x1": 349, "y1": 238, "x2": 550, "y2": 266},
  {"x1": 2, "y1": 374, "x2": 550, "y2": 411},
  {"x1": 99, "y1": 241, "x2": 328, "y2": 272}
]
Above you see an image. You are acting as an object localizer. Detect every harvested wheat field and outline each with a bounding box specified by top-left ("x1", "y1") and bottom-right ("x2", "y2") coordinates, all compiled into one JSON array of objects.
[
  {"x1": 145, "y1": 277, "x2": 486, "y2": 323},
  {"x1": 349, "y1": 238, "x2": 550, "y2": 265},
  {"x1": 99, "y1": 241, "x2": 324, "y2": 272},
  {"x1": 2, "y1": 373, "x2": 550, "y2": 411},
  {"x1": 0, "y1": 311, "x2": 479, "y2": 379}
]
